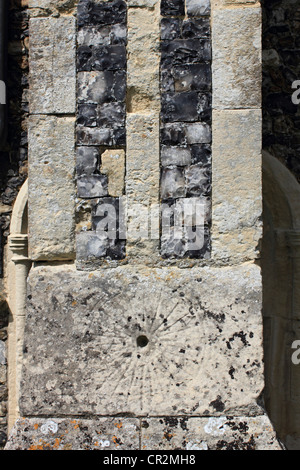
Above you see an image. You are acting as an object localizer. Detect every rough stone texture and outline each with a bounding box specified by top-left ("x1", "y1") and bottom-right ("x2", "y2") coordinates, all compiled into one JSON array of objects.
[
  {"x1": 101, "y1": 149, "x2": 125, "y2": 197},
  {"x1": 28, "y1": 116, "x2": 76, "y2": 261},
  {"x1": 127, "y1": 3, "x2": 160, "y2": 114},
  {"x1": 212, "y1": 109, "x2": 262, "y2": 263},
  {"x1": 212, "y1": 7, "x2": 262, "y2": 109},
  {"x1": 20, "y1": 263, "x2": 265, "y2": 418},
  {"x1": 29, "y1": 17, "x2": 76, "y2": 114},
  {"x1": 141, "y1": 416, "x2": 281, "y2": 450},
  {"x1": 126, "y1": 113, "x2": 160, "y2": 206},
  {"x1": 5, "y1": 418, "x2": 140, "y2": 451}
]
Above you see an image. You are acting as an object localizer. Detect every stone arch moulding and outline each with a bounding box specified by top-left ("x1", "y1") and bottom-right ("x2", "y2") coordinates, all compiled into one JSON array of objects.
[{"x1": 6, "y1": 179, "x2": 31, "y2": 431}]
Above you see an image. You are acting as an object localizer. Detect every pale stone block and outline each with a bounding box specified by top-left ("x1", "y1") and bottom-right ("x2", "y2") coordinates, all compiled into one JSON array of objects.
[
  {"x1": 5, "y1": 418, "x2": 140, "y2": 450},
  {"x1": 212, "y1": 109, "x2": 262, "y2": 262},
  {"x1": 127, "y1": 4, "x2": 160, "y2": 113},
  {"x1": 29, "y1": 17, "x2": 76, "y2": 114},
  {"x1": 20, "y1": 264, "x2": 264, "y2": 417},
  {"x1": 28, "y1": 116, "x2": 76, "y2": 261},
  {"x1": 212, "y1": 7, "x2": 261, "y2": 109},
  {"x1": 101, "y1": 149, "x2": 125, "y2": 197},
  {"x1": 126, "y1": 113, "x2": 160, "y2": 206},
  {"x1": 141, "y1": 416, "x2": 281, "y2": 450}
]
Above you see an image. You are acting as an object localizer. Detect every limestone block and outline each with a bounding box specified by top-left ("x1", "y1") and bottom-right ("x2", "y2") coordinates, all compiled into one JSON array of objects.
[
  {"x1": 127, "y1": 4, "x2": 160, "y2": 112},
  {"x1": 20, "y1": 263, "x2": 264, "y2": 417},
  {"x1": 212, "y1": 7, "x2": 261, "y2": 109},
  {"x1": 141, "y1": 416, "x2": 281, "y2": 450},
  {"x1": 101, "y1": 149, "x2": 125, "y2": 197},
  {"x1": 29, "y1": 17, "x2": 76, "y2": 114},
  {"x1": 5, "y1": 418, "x2": 140, "y2": 451},
  {"x1": 28, "y1": 116, "x2": 76, "y2": 261},
  {"x1": 126, "y1": 113, "x2": 160, "y2": 206},
  {"x1": 212, "y1": 109, "x2": 262, "y2": 262}
]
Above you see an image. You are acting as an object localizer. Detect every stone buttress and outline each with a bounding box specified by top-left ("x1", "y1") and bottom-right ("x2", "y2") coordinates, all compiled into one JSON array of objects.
[{"x1": 5, "y1": 0, "x2": 281, "y2": 450}]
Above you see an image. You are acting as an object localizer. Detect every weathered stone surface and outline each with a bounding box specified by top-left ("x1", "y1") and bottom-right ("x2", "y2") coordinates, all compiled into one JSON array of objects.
[
  {"x1": 141, "y1": 416, "x2": 281, "y2": 450},
  {"x1": 28, "y1": 116, "x2": 76, "y2": 261},
  {"x1": 20, "y1": 264, "x2": 265, "y2": 417},
  {"x1": 127, "y1": 5, "x2": 160, "y2": 113},
  {"x1": 212, "y1": 7, "x2": 261, "y2": 109},
  {"x1": 29, "y1": 17, "x2": 76, "y2": 114},
  {"x1": 0, "y1": 342, "x2": 5, "y2": 366},
  {"x1": 126, "y1": 113, "x2": 160, "y2": 206},
  {"x1": 5, "y1": 418, "x2": 140, "y2": 451},
  {"x1": 212, "y1": 109, "x2": 262, "y2": 262},
  {"x1": 101, "y1": 149, "x2": 125, "y2": 197}
]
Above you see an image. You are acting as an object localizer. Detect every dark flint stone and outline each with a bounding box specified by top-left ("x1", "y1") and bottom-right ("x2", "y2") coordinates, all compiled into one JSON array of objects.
[
  {"x1": 161, "y1": 0, "x2": 185, "y2": 17},
  {"x1": 78, "y1": 0, "x2": 127, "y2": 28},
  {"x1": 110, "y1": 23, "x2": 127, "y2": 45},
  {"x1": 112, "y1": 70, "x2": 127, "y2": 101},
  {"x1": 161, "y1": 68, "x2": 175, "y2": 93},
  {"x1": 182, "y1": 18, "x2": 210, "y2": 39},
  {"x1": 97, "y1": 102, "x2": 126, "y2": 128},
  {"x1": 197, "y1": 93, "x2": 212, "y2": 121},
  {"x1": 92, "y1": 45, "x2": 126, "y2": 71},
  {"x1": 113, "y1": 127, "x2": 126, "y2": 146},
  {"x1": 161, "y1": 167, "x2": 186, "y2": 199},
  {"x1": 77, "y1": 45, "x2": 93, "y2": 72},
  {"x1": 161, "y1": 122, "x2": 187, "y2": 146},
  {"x1": 78, "y1": 23, "x2": 127, "y2": 47},
  {"x1": 173, "y1": 63, "x2": 211, "y2": 92},
  {"x1": 190, "y1": 144, "x2": 211, "y2": 165},
  {"x1": 161, "y1": 18, "x2": 182, "y2": 41},
  {"x1": 186, "y1": 225, "x2": 211, "y2": 259},
  {"x1": 77, "y1": 174, "x2": 108, "y2": 199},
  {"x1": 161, "y1": 39, "x2": 211, "y2": 66},
  {"x1": 185, "y1": 163, "x2": 212, "y2": 197},
  {"x1": 77, "y1": 104, "x2": 97, "y2": 127},
  {"x1": 161, "y1": 92, "x2": 199, "y2": 122},
  {"x1": 77, "y1": 70, "x2": 126, "y2": 105},
  {"x1": 76, "y1": 127, "x2": 126, "y2": 147},
  {"x1": 76, "y1": 147, "x2": 99, "y2": 176},
  {"x1": 77, "y1": 45, "x2": 126, "y2": 72}
]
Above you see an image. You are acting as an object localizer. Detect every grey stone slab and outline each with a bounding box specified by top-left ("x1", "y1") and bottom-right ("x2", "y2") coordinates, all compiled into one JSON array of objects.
[
  {"x1": 212, "y1": 7, "x2": 262, "y2": 109},
  {"x1": 141, "y1": 416, "x2": 281, "y2": 450},
  {"x1": 5, "y1": 418, "x2": 140, "y2": 450},
  {"x1": 28, "y1": 116, "x2": 76, "y2": 261},
  {"x1": 29, "y1": 17, "x2": 76, "y2": 114},
  {"x1": 20, "y1": 264, "x2": 265, "y2": 417}
]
